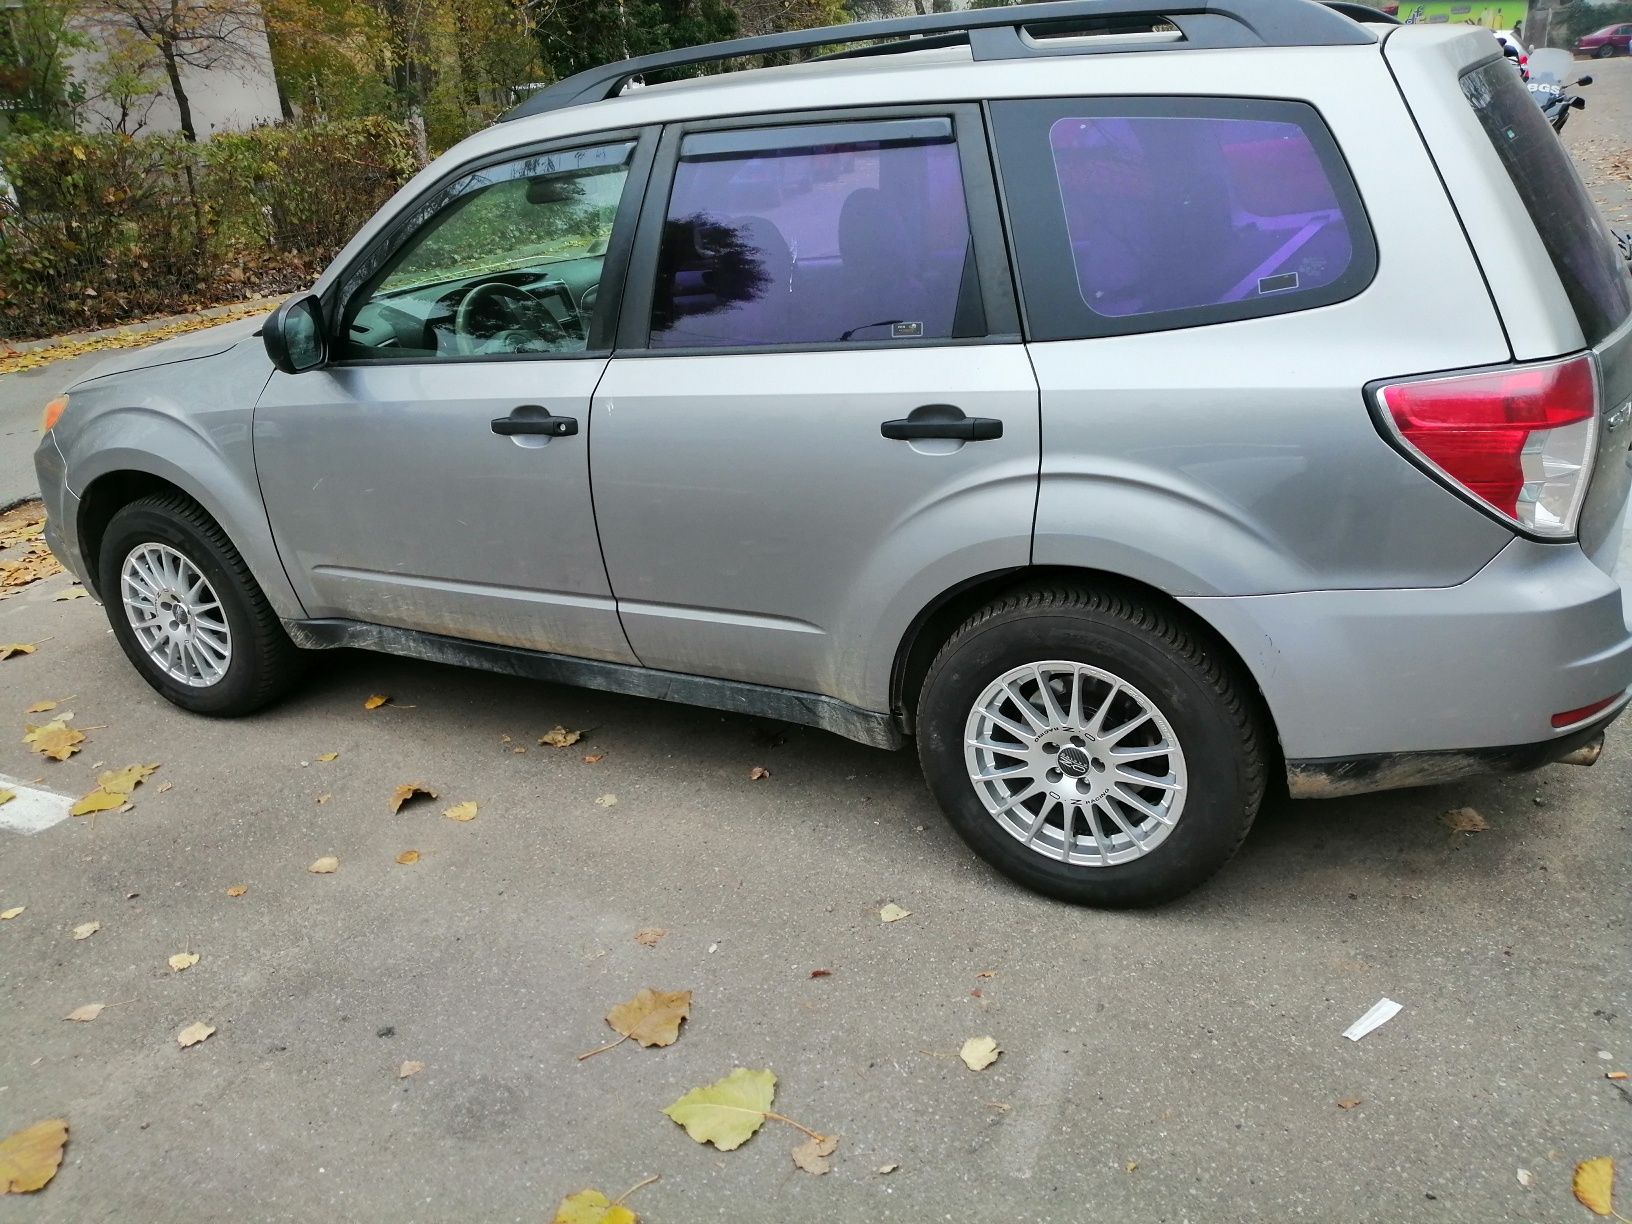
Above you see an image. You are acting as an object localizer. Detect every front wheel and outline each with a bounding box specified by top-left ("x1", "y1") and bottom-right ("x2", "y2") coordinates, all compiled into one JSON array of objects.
[
  {"x1": 1596, "y1": 44, "x2": 1615, "y2": 58},
  {"x1": 99, "y1": 494, "x2": 306, "y2": 716},
  {"x1": 916, "y1": 587, "x2": 1267, "y2": 907}
]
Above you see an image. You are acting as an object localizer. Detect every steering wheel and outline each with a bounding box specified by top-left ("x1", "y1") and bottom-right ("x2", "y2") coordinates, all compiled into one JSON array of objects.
[{"x1": 453, "y1": 282, "x2": 566, "y2": 355}]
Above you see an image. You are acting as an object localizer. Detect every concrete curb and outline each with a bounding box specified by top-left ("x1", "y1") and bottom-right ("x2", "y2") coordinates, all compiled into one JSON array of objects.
[{"x1": 3, "y1": 296, "x2": 282, "y2": 355}]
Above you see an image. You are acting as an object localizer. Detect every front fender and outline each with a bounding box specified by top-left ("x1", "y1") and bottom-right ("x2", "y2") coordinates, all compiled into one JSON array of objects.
[{"x1": 52, "y1": 345, "x2": 304, "y2": 620}]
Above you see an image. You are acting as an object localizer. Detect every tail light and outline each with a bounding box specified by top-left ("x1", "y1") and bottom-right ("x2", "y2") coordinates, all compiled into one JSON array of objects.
[{"x1": 1373, "y1": 353, "x2": 1599, "y2": 538}]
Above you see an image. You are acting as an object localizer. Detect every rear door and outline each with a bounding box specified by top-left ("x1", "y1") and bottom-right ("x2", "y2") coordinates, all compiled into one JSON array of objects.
[{"x1": 588, "y1": 108, "x2": 1038, "y2": 709}]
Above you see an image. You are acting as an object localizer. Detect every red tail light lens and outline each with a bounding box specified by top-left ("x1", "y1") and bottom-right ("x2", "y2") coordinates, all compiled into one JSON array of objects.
[
  {"x1": 1375, "y1": 354, "x2": 1598, "y2": 538},
  {"x1": 1551, "y1": 694, "x2": 1621, "y2": 728}
]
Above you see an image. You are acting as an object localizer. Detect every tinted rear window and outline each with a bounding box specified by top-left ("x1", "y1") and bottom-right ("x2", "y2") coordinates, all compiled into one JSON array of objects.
[
  {"x1": 990, "y1": 97, "x2": 1376, "y2": 340},
  {"x1": 1461, "y1": 58, "x2": 1631, "y2": 345}
]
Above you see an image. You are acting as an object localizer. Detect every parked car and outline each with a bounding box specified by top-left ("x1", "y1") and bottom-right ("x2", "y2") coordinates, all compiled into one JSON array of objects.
[
  {"x1": 35, "y1": 0, "x2": 1632, "y2": 906},
  {"x1": 1493, "y1": 27, "x2": 1528, "y2": 72},
  {"x1": 1576, "y1": 22, "x2": 1632, "y2": 57}
]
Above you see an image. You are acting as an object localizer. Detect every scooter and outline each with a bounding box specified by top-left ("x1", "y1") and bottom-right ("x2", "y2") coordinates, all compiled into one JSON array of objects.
[{"x1": 1527, "y1": 48, "x2": 1592, "y2": 133}]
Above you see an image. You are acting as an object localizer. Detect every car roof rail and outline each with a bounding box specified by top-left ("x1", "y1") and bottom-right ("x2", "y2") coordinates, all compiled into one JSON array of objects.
[
  {"x1": 1321, "y1": 1, "x2": 1400, "y2": 24},
  {"x1": 500, "y1": 0, "x2": 1375, "y2": 122}
]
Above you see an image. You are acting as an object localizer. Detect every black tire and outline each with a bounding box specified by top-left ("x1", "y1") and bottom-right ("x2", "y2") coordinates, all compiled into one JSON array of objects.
[
  {"x1": 916, "y1": 586, "x2": 1267, "y2": 907},
  {"x1": 98, "y1": 494, "x2": 306, "y2": 716},
  {"x1": 1596, "y1": 44, "x2": 1615, "y2": 58}
]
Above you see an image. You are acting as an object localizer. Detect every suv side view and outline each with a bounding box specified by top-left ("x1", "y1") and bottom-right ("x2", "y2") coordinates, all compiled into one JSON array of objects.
[{"x1": 34, "y1": 0, "x2": 1632, "y2": 906}]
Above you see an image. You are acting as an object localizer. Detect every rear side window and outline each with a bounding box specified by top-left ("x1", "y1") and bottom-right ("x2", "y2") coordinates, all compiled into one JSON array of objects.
[
  {"x1": 991, "y1": 98, "x2": 1376, "y2": 341},
  {"x1": 1461, "y1": 58, "x2": 1631, "y2": 345},
  {"x1": 649, "y1": 119, "x2": 983, "y2": 349}
]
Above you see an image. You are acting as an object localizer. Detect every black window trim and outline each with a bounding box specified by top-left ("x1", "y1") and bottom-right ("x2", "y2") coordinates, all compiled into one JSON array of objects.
[
  {"x1": 612, "y1": 101, "x2": 1022, "y2": 358},
  {"x1": 324, "y1": 124, "x2": 660, "y2": 368},
  {"x1": 987, "y1": 94, "x2": 1379, "y2": 343}
]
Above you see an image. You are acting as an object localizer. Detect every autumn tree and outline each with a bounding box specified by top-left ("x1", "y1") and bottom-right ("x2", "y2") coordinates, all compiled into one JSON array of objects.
[
  {"x1": 0, "y1": 0, "x2": 87, "y2": 130},
  {"x1": 80, "y1": 0, "x2": 267, "y2": 140}
]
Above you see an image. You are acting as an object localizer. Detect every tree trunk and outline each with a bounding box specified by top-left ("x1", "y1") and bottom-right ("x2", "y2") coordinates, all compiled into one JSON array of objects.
[{"x1": 159, "y1": 44, "x2": 197, "y2": 141}]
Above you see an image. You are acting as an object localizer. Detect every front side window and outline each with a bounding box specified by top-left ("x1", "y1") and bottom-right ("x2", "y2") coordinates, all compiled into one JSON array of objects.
[
  {"x1": 342, "y1": 141, "x2": 635, "y2": 360},
  {"x1": 649, "y1": 119, "x2": 983, "y2": 349},
  {"x1": 991, "y1": 98, "x2": 1376, "y2": 340}
]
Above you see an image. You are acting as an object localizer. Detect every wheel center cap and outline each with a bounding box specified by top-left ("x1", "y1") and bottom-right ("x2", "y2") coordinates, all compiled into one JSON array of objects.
[{"x1": 1057, "y1": 745, "x2": 1091, "y2": 777}]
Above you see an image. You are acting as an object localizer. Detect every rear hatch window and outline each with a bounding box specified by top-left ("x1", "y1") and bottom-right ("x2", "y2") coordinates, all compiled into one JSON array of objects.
[{"x1": 1460, "y1": 57, "x2": 1632, "y2": 345}]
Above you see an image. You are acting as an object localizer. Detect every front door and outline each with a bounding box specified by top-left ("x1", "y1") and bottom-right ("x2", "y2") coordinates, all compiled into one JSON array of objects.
[
  {"x1": 590, "y1": 111, "x2": 1039, "y2": 709},
  {"x1": 255, "y1": 136, "x2": 649, "y2": 662}
]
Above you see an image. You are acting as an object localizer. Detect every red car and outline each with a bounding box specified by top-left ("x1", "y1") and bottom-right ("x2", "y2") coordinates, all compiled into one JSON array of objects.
[{"x1": 1576, "y1": 22, "x2": 1632, "y2": 57}]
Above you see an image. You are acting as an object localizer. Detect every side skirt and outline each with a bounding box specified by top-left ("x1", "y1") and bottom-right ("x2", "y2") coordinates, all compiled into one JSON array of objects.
[{"x1": 284, "y1": 618, "x2": 904, "y2": 751}]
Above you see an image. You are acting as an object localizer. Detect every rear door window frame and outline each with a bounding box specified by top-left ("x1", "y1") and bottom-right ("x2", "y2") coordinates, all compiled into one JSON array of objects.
[
  {"x1": 613, "y1": 103, "x2": 1022, "y2": 356},
  {"x1": 987, "y1": 95, "x2": 1379, "y2": 342}
]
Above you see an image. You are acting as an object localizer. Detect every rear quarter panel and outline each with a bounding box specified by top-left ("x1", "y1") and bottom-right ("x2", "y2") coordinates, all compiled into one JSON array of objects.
[{"x1": 1023, "y1": 45, "x2": 1515, "y2": 595}]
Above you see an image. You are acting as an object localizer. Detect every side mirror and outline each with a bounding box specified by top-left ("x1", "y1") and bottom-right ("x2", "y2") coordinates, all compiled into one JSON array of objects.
[
  {"x1": 263, "y1": 293, "x2": 328, "y2": 374},
  {"x1": 1577, "y1": 74, "x2": 1593, "y2": 85}
]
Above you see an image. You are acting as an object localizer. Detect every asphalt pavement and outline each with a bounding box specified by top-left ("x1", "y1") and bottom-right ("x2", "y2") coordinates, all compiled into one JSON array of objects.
[{"x1": 1, "y1": 61, "x2": 1630, "y2": 1223}]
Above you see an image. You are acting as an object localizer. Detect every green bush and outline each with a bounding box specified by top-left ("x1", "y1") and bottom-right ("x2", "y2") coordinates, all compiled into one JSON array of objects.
[{"x1": 0, "y1": 118, "x2": 420, "y2": 341}]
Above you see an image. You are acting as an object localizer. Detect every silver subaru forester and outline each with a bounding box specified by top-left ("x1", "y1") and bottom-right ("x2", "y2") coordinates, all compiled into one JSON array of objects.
[{"x1": 33, "y1": 0, "x2": 1632, "y2": 905}]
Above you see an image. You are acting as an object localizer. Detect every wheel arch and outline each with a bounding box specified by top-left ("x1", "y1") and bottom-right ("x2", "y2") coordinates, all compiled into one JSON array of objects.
[{"x1": 890, "y1": 566, "x2": 1283, "y2": 772}]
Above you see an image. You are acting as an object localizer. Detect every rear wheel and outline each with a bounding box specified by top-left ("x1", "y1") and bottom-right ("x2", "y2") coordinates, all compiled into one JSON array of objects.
[
  {"x1": 99, "y1": 494, "x2": 305, "y2": 715},
  {"x1": 916, "y1": 586, "x2": 1266, "y2": 907}
]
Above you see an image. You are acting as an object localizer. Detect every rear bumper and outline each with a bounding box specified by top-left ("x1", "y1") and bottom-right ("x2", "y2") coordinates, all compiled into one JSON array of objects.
[
  {"x1": 1183, "y1": 535, "x2": 1632, "y2": 773},
  {"x1": 1284, "y1": 702, "x2": 1624, "y2": 798}
]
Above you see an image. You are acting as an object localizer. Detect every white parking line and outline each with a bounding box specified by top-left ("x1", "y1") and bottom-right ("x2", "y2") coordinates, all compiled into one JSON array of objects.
[{"x1": 0, "y1": 775, "x2": 73, "y2": 834}]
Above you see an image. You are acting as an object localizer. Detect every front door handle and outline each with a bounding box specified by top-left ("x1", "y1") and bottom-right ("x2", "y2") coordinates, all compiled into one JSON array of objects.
[
  {"x1": 881, "y1": 403, "x2": 1002, "y2": 442},
  {"x1": 491, "y1": 405, "x2": 578, "y2": 437}
]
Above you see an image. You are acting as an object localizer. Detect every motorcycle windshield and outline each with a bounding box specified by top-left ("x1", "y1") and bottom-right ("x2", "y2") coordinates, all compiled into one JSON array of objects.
[{"x1": 1527, "y1": 48, "x2": 1572, "y2": 87}]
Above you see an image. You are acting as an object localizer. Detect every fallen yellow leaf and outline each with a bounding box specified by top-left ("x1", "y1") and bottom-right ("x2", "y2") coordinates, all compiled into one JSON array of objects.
[
  {"x1": 0, "y1": 789, "x2": 12, "y2": 807},
  {"x1": 363, "y1": 694, "x2": 391, "y2": 709},
  {"x1": 225, "y1": 885, "x2": 247, "y2": 898},
  {"x1": 1442, "y1": 807, "x2": 1488, "y2": 833},
  {"x1": 63, "y1": 1003, "x2": 104, "y2": 1022},
  {"x1": 71, "y1": 921, "x2": 99, "y2": 940},
  {"x1": 308, "y1": 856, "x2": 339, "y2": 874},
  {"x1": 594, "y1": 794, "x2": 618, "y2": 808},
  {"x1": 316, "y1": 752, "x2": 339, "y2": 762},
  {"x1": 1609, "y1": 1071, "x2": 1629, "y2": 1081},
  {"x1": 539, "y1": 726, "x2": 582, "y2": 747},
  {"x1": 749, "y1": 766, "x2": 771, "y2": 780},
  {"x1": 53, "y1": 587, "x2": 86, "y2": 601},
  {"x1": 442, "y1": 800, "x2": 477, "y2": 822},
  {"x1": 176, "y1": 1021, "x2": 215, "y2": 1049},
  {"x1": 24, "y1": 720, "x2": 84, "y2": 761},
  {"x1": 791, "y1": 1133, "x2": 839, "y2": 1175},
  {"x1": 607, "y1": 988, "x2": 692, "y2": 1048},
  {"x1": 582, "y1": 753, "x2": 605, "y2": 764},
  {"x1": 634, "y1": 927, "x2": 667, "y2": 948},
  {"x1": 315, "y1": 793, "x2": 331, "y2": 805},
  {"x1": 69, "y1": 789, "x2": 125, "y2": 817},
  {"x1": 395, "y1": 849, "x2": 420, "y2": 865},
  {"x1": 97, "y1": 764, "x2": 159, "y2": 796},
  {"x1": 0, "y1": 1118, "x2": 68, "y2": 1194},
  {"x1": 877, "y1": 1163, "x2": 899, "y2": 1175},
  {"x1": 960, "y1": 1036, "x2": 1001, "y2": 1071},
  {"x1": 168, "y1": 952, "x2": 199, "y2": 972},
  {"x1": 551, "y1": 1188, "x2": 637, "y2": 1224},
  {"x1": 1575, "y1": 1157, "x2": 1615, "y2": 1216},
  {"x1": 398, "y1": 1060, "x2": 424, "y2": 1079},
  {"x1": 389, "y1": 782, "x2": 437, "y2": 813},
  {"x1": 879, "y1": 902, "x2": 911, "y2": 923},
  {"x1": 663, "y1": 1068, "x2": 776, "y2": 1151},
  {"x1": 24, "y1": 700, "x2": 57, "y2": 713},
  {"x1": 1336, "y1": 1097, "x2": 1362, "y2": 1110},
  {"x1": 0, "y1": 907, "x2": 23, "y2": 920},
  {"x1": 0, "y1": 643, "x2": 36, "y2": 661}
]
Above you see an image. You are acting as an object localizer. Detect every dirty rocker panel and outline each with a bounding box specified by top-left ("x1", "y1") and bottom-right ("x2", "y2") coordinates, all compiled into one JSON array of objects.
[
  {"x1": 284, "y1": 619, "x2": 903, "y2": 750},
  {"x1": 1284, "y1": 711, "x2": 1621, "y2": 799}
]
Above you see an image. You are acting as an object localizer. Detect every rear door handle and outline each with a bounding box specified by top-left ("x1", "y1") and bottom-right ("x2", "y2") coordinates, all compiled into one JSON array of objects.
[
  {"x1": 881, "y1": 403, "x2": 1002, "y2": 442},
  {"x1": 491, "y1": 405, "x2": 578, "y2": 437}
]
